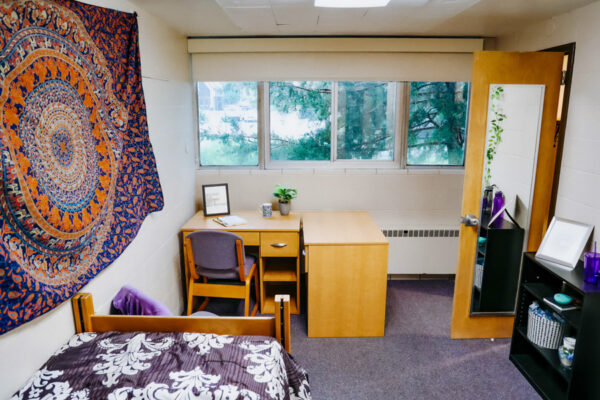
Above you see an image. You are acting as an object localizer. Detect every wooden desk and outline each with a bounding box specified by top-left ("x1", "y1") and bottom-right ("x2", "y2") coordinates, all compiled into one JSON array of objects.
[
  {"x1": 303, "y1": 211, "x2": 389, "y2": 337},
  {"x1": 181, "y1": 211, "x2": 301, "y2": 314}
]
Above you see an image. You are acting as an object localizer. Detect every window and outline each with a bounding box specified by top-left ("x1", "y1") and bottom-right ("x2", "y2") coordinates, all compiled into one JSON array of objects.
[
  {"x1": 269, "y1": 81, "x2": 331, "y2": 161},
  {"x1": 407, "y1": 81, "x2": 470, "y2": 166},
  {"x1": 197, "y1": 82, "x2": 258, "y2": 166},
  {"x1": 337, "y1": 82, "x2": 395, "y2": 160},
  {"x1": 196, "y1": 80, "x2": 469, "y2": 168}
]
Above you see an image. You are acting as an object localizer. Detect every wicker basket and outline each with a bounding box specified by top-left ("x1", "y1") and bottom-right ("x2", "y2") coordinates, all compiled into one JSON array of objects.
[{"x1": 527, "y1": 308, "x2": 566, "y2": 349}]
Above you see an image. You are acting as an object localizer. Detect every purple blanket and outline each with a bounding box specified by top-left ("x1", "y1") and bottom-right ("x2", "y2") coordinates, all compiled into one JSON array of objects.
[
  {"x1": 12, "y1": 332, "x2": 311, "y2": 400},
  {"x1": 112, "y1": 286, "x2": 173, "y2": 316}
]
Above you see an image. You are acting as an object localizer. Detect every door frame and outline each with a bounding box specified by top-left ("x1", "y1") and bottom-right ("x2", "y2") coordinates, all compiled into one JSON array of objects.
[
  {"x1": 450, "y1": 51, "x2": 563, "y2": 339},
  {"x1": 542, "y1": 43, "x2": 576, "y2": 220}
]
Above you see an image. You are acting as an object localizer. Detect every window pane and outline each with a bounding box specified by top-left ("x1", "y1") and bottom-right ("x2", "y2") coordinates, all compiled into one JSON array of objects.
[
  {"x1": 337, "y1": 81, "x2": 395, "y2": 160},
  {"x1": 270, "y1": 81, "x2": 331, "y2": 161},
  {"x1": 197, "y1": 82, "x2": 258, "y2": 166},
  {"x1": 407, "y1": 81, "x2": 470, "y2": 166}
]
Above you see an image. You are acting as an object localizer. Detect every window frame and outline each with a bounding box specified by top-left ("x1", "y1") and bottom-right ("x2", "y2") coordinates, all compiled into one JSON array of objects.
[{"x1": 195, "y1": 80, "x2": 468, "y2": 170}]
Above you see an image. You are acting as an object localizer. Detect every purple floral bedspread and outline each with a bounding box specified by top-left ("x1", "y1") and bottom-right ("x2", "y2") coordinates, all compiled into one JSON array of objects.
[{"x1": 12, "y1": 332, "x2": 311, "y2": 400}]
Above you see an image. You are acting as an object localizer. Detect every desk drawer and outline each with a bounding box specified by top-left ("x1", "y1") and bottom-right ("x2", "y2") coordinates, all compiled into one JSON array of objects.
[
  {"x1": 261, "y1": 232, "x2": 299, "y2": 257},
  {"x1": 234, "y1": 232, "x2": 260, "y2": 246}
]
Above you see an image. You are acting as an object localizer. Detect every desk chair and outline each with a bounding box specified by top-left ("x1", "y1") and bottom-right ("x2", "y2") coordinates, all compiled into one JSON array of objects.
[{"x1": 185, "y1": 230, "x2": 259, "y2": 316}]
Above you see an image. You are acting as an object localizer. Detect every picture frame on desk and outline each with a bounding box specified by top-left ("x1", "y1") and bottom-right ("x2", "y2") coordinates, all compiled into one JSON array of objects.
[
  {"x1": 202, "y1": 183, "x2": 230, "y2": 217},
  {"x1": 535, "y1": 216, "x2": 593, "y2": 270}
]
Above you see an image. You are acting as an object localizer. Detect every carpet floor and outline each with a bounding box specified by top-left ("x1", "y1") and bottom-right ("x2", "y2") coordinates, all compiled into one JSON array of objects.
[
  {"x1": 204, "y1": 280, "x2": 540, "y2": 399},
  {"x1": 289, "y1": 280, "x2": 540, "y2": 400}
]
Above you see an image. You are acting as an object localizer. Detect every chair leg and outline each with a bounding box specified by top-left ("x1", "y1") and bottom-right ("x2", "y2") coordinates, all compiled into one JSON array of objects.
[
  {"x1": 197, "y1": 297, "x2": 210, "y2": 312},
  {"x1": 197, "y1": 277, "x2": 210, "y2": 312},
  {"x1": 252, "y1": 272, "x2": 260, "y2": 316},
  {"x1": 244, "y1": 282, "x2": 251, "y2": 317},
  {"x1": 187, "y1": 277, "x2": 211, "y2": 315},
  {"x1": 186, "y1": 283, "x2": 194, "y2": 316}
]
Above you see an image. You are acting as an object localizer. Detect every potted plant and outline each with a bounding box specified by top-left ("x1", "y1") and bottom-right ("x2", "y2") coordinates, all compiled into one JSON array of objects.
[{"x1": 273, "y1": 184, "x2": 297, "y2": 216}]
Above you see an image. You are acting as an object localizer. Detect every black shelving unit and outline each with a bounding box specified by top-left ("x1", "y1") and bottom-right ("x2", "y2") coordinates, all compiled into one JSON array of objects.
[
  {"x1": 510, "y1": 252, "x2": 600, "y2": 400},
  {"x1": 471, "y1": 217, "x2": 524, "y2": 313}
]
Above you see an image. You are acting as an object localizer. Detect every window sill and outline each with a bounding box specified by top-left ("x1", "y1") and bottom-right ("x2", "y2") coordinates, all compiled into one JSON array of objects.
[{"x1": 196, "y1": 167, "x2": 465, "y2": 176}]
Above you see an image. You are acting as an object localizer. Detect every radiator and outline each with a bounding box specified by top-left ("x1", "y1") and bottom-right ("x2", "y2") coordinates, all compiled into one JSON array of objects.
[
  {"x1": 382, "y1": 227, "x2": 460, "y2": 275},
  {"x1": 382, "y1": 229, "x2": 460, "y2": 238}
]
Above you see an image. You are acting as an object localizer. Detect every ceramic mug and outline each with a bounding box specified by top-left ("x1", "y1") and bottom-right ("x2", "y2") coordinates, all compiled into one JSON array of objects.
[{"x1": 261, "y1": 203, "x2": 272, "y2": 218}]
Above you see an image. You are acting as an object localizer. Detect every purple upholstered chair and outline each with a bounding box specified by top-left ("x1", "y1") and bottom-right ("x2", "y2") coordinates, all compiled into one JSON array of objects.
[{"x1": 185, "y1": 230, "x2": 259, "y2": 316}]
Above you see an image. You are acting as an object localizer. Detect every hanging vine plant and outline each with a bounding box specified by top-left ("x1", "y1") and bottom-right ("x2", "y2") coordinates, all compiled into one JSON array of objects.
[{"x1": 485, "y1": 85, "x2": 507, "y2": 186}]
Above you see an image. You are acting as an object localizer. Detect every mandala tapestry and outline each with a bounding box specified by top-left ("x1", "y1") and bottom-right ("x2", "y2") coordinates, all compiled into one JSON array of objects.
[{"x1": 0, "y1": 0, "x2": 164, "y2": 334}]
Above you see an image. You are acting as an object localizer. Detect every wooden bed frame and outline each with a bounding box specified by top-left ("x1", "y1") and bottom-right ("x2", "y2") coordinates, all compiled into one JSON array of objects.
[{"x1": 71, "y1": 293, "x2": 292, "y2": 353}]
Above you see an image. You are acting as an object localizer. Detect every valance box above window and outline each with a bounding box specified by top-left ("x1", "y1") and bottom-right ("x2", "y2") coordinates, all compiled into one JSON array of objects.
[{"x1": 188, "y1": 37, "x2": 484, "y2": 82}]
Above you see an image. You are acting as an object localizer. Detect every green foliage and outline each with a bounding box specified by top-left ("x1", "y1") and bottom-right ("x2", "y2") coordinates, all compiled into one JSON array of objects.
[
  {"x1": 408, "y1": 81, "x2": 470, "y2": 165},
  {"x1": 269, "y1": 81, "x2": 394, "y2": 161},
  {"x1": 222, "y1": 81, "x2": 255, "y2": 105},
  {"x1": 485, "y1": 86, "x2": 506, "y2": 186},
  {"x1": 271, "y1": 126, "x2": 331, "y2": 161},
  {"x1": 270, "y1": 81, "x2": 332, "y2": 161},
  {"x1": 198, "y1": 111, "x2": 259, "y2": 166},
  {"x1": 337, "y1": 82, "x2": 393, "y2": 160},
  {"x1": 273, "y1": 184, "x2": 298, "y2": 202},
  {"x1": 199, "y1": 82, "x2": 259, "y2": 166},
  {"x1": 199, "y1": 80, "x2": 470, "y2": 166}
]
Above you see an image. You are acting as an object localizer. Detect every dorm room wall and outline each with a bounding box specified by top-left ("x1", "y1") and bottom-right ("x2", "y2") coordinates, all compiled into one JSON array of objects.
[
  {"x1": 196, "y1": 170, "x2": 464, "y2": 275},
  {"x1": 497, "y1": 0, "x2": 600, "y2": 247},
  {"x1": 0, "y1": 1, "x2": 196, "y2": 398},
  {"x1": 191, "y1": 38, "x2": 478, "y2": 275}
]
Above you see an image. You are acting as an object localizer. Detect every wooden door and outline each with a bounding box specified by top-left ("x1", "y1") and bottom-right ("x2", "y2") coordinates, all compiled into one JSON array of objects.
[{"x1": 450, "y1": 51, "x2": 563, "y2": 339}]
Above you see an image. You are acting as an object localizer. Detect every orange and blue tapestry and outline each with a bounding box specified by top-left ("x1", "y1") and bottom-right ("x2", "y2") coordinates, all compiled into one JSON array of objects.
[{"x1": 0, "y1": 0, "x2": 164, "y2": 333}]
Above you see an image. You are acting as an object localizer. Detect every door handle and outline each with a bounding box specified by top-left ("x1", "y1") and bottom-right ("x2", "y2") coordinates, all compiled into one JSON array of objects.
[
  {"x1": 271, "y1": 243, "x2": 287, "y2": 248},
  {"x1": 460, "y1": 214, "x2": 479, "y2": 226}
]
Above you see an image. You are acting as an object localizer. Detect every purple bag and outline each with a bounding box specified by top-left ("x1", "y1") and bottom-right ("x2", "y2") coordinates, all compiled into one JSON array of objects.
[
  {"x1": 491, "y1": 190, "x2": 505, "y2": 228},
  {"x1": 112, "y1": 285, "x2": 172, "y2": 316}
]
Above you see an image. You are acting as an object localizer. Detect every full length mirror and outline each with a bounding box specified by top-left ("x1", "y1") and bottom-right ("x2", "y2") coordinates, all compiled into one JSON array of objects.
[{"x1": 470, "y1": 84, "x2": 545, "y2": 315}]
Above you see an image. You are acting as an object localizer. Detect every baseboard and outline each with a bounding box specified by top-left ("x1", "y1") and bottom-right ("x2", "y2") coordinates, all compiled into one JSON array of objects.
[{"x1": 388, "y1": 274, "x2": 455, "y2": 281}]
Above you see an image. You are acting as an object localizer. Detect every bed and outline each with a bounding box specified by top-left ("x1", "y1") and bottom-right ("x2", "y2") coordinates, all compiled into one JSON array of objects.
[{"x1": 12, "y1": 293, "x2": 310, "y2": 400}]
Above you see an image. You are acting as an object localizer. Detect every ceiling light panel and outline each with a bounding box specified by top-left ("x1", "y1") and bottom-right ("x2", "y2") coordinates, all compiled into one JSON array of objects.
[
  {"x1": 217, "y1": 0, "x2": 271, "y2": 7},
  {"x1": 315, "y1": 0, "x2": 391, "y2": 8}
]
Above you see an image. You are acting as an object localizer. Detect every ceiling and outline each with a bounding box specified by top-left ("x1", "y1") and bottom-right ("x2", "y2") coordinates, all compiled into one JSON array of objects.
[{"x1": 130, "y1": 0, "x2": 596, "y2": 38}]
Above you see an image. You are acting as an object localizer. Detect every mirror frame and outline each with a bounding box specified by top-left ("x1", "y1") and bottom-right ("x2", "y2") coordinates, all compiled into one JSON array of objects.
[{"x1": 470, "y1": 84, "x2": 545, "y2": 316}]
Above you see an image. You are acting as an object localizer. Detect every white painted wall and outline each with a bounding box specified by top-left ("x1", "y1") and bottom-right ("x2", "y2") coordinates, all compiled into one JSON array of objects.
[
  {"x1": 196, "y1": 169, "x2": 463, "y2": 274},
  {"x1": 497, "y1": 0, "x2": 600, "y2": 247},
  {"x1": 0, "y1": 1, "x2": 196, "y2": 398}
]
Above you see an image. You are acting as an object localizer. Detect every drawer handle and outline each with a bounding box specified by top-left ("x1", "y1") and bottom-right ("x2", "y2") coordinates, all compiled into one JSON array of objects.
[{"x1": 271, "y1": 243, "x2": 287, "y2": 248}]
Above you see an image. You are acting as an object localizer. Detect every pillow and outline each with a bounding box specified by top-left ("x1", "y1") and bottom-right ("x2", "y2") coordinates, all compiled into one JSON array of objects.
[{"x1": 111, "y1": 285, "x2": 172, "y2": 316}]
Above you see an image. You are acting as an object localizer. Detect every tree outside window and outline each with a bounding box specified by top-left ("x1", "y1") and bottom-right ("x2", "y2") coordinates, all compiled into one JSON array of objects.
[
  {"x1": 269, "y1": 81, "x2": 332, "y2": 161},
  {"x1": 407, "y1": 81, "x2": 469, "y2": 166},
  {"x1": 198, "y1": 82, "x2": 258, "y2": 166},
  {"x1": 337, "y1": 81, "x2": 395, "y2": 160},
  {"x1": 196, "y1": 80, "x2": 470, "y2": 168}
]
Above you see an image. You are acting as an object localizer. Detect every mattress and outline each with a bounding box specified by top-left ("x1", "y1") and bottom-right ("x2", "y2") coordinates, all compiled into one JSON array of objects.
[{"x1": 12, "y1": 331, "x2": 310, "y2": 400}]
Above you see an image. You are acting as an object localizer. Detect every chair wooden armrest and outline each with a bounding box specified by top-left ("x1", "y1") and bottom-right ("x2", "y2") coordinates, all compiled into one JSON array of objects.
[{"x1": 245, "y1": 262, "x2": 257, "y2": 284}]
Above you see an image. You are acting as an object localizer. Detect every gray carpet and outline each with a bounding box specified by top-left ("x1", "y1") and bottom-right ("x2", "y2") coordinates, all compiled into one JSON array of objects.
[
  {"x1": 288, "y1": 280, "x2": 540, "y2": 400},
  {"x1": 202, "y1": 280, "x2": 540, "y2": 399}
]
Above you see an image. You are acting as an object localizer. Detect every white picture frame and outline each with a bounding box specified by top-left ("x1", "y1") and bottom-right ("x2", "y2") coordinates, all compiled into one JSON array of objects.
[{"x1": 535, "y1": 217, "x2": 593, "y2": 270}]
